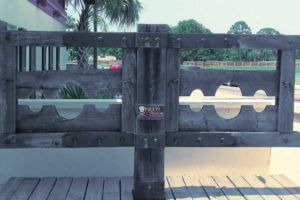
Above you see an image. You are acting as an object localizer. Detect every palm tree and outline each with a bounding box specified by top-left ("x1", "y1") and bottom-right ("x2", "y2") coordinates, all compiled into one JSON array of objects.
[{"x1": 66, "y1": 0, "x2": 142, "y2": 68}]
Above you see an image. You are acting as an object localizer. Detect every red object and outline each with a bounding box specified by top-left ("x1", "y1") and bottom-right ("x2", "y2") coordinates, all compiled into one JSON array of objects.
[{"x1": 109, "y1": 64, "x2": 122, "y2": 70}]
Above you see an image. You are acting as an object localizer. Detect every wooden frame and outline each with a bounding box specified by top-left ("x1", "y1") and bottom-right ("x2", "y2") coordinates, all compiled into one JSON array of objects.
[{"x1": 0, "y1": 22, "x2": 299, "y2": 199}]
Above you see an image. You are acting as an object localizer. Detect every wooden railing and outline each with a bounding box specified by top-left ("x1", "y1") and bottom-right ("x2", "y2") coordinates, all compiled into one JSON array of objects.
[{"x1": 1, "y1": 21, "x2": 300, "y2": 199}]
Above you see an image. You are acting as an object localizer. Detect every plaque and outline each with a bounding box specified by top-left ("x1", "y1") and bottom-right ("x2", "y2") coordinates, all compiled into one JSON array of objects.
[{"x1": 137, "y1": 105, "x2": 164, "y2": 120}]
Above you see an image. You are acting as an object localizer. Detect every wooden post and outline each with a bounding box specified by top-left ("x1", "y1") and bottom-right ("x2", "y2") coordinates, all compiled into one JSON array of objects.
[
  {"x1": 0, "y1": 22, "x2": 17, "y2": 136},
  {"x1": 134, "y1": 24, "x2": 168, "y2": 200},
  {"x1": 277, "y1": 49, "x2": 296, "y2": 133}
]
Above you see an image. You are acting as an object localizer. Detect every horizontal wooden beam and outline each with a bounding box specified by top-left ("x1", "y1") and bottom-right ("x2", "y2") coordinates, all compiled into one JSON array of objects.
[
  {"x1": 2, "y1": 31, "x2": 300, "y2": 49},
  {"x1": 17, "y1": 69, "x2": 121, "y2": 98},
  {"x1": 1, "y1": 131, "x2": 300, "y2": 148}
]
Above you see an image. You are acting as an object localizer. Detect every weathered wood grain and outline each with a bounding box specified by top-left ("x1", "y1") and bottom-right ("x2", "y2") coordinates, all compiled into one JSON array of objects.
[
  {"x1": 277, "y1": 50, "x2": 296, "y2": 133},
  {"x1": 28, "y1": 178, "x2": 56, "y2": 200},
  {"x1": 257, "y1": 175, "x2": 297, "y2": 200},
  {"x1": 17, "y1": 104, "x2": 121, "y2": 132},
  {"x1": 103, "y1": 178, "x2": 120, "y2": 200},
  {"x1": 183, "y1": 175, "x2": 209, "y2": 200},
  {"x1": 10, "y1": 178, "x2": 39, "y2": 200},
  {"x1": 122, "y1": 48, "x2": 137, "y2": 133},
  {"x1": 180, "y1": 67, "x2": 279, "y2": 96},
  {"x1": 167, "y1": 176, "x2": 192, "y2": 200},
  {"x1": 66, "y1": 177, "x2": 89, "y2": 200},
  {"x1": 41, "y1": 47, "x2": 46, "y2": 71},
  {"x1": 48, "y1": 46, "x2": 54, "y2": 71},
  {"x1": 85, "y1": 178, "x2": 104, "y2": 200},
  {"x1": 228, "y1": 175, "x2": 264, "y2": 200},
  {"x1": 212, "y1": 176, "x2": 245, "y2": 200},
  {"x1": 134, "y1": 24, "x2": 168, "y2": 200},
  {"x1": 17, "y1": 69, "x2": 122, "y2": 98},
  {"x1": 121, "y1": 177, "x2": 134, "y2": 200},
  {"x1": 0, "y1": 39, "x2": 17, "y2": 136},
  {"x1": 165, "y1": 48, "x2": 180, "y2": 132},
  {"x1": 56, "y1": 47, "x2": 60, "y2": 71},
  {"x1": 0, "y1": 178, "x2": 24, "y2": 200},
  {"x1": 18, "y1": 46, "x2": 26, "y2": 72},
  {"x1": 179, "y1": 105, "x2": 277, "y2": 132},
  {"x1": 243, "y1": 175, "x2": 280, "y2": 200},
  {"x1": 48, "y1": 178, "x2": 72, "y2": 200}
]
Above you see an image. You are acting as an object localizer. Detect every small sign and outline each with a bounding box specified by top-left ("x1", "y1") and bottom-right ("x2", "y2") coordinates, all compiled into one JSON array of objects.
[{"x1": 137, "y1": 105, "x2": 164, "y2": 120}]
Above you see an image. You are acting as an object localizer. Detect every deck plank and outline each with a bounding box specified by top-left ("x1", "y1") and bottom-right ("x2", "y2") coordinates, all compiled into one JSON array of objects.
[
  {"x1": 85, "y1": 178, "x2": 104, "y2": 200},
  {"x1": 199, "y1": 176, "x2": 227, "y2": 200},
  {"x1": 165, "y1": 177, "x2": 174, "y2": 200},
  {"x1": 228, "y1": 175, "x2": 264, "y2": 200},
  {"x1": 213, "y1": 176, "x2": 245, "y2": 200},
  {"x1": 120, "y1": 177, "x2": 133, "y2": 200},
  {"x1": 29, "y1": 178, "x2": 56, "y2": 200},
  {"x1": 10, "y1": 178, "x2": 39, "y2": 200},
  {"x1": 103, "y1": 177, "x2": 120, "y2": 200},
  {"x1": 183, "y1": 175, "x2": 209, "y2": 200},
  {"x1": 0, "y1": 178, "x2": 24, "y2": 200},
  {"x1": 243, "y1": 175, "x2": 280, "y2": 200},
  {"x1": 272, "y1": 175, "x2": 300, "y2": 199},
  {"x1": 167, "y1": 176, "x2": 192, "y2": 200},
  {"x1": 257, "y1": 175, "x2": 298, "y2": 200},
  {"x1": 48, "y1": 178, "x2": 73, "y2": 200},
  {"x1": 66, "y1": 177, "x2": 88, "y2": 200}
]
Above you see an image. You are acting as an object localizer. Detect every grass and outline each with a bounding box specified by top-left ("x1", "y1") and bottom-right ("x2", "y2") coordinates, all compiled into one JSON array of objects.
[{"x1": 182, "y1": 65, "x2": 300, "y2": 85}]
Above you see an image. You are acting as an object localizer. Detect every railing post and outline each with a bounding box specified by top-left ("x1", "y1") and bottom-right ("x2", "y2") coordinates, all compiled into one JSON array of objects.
[
  {"x1": 134, "y1": 24, "x2": 169, "y2": 200},
  {"x1": 0, "y1": 21, "x2": 17, "y2": 136},
  {"x1": 277, "y1": 49, "x2": 296, "y2": 133}
]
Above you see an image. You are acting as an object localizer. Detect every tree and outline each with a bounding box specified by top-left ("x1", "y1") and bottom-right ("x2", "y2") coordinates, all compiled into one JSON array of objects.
[
  {"x1": 171, "y1": 19, "x2": 215, "y2": 62},
  {"x1": 257, "y1": 28, "x2": 280, "y2": 35},
  {"x1": 228, "y1": 21, "x2": 252, "y2": 61},
  {"x1": 256, "y1": 28, "x2": 280, "y2": 61},
  {"x1": 66, "y1": 0, "x2": 143, "y2": 68}
]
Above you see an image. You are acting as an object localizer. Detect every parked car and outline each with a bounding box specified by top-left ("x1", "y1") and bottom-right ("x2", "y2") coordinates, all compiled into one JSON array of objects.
[{"x1": 109, "y1": 64, "x2": 122, "y2": 70}]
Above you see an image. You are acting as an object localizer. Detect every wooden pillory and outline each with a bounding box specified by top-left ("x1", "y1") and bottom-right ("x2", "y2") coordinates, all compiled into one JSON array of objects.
[{"x1": 1, "y1": 21, "x2": 300, "y2": 199}]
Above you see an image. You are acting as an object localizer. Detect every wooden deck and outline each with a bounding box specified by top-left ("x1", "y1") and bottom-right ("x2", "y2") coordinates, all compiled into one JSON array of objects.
[{"x1": 0, "y1": 175, "x2": 299, "y2": 200}]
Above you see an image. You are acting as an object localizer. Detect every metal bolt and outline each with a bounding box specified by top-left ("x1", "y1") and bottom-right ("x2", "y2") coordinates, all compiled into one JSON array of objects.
[
  {"x1": 282, "y1": 81, "x2": 290, "y2": 86},
  {"x1": 173, "y1": 78, "x2": 179, "y2": 84},
  {"x1": 122, "y1": 37, "x2": 127, "y2": 47},
  {"x1": 224, "y1": 37, "x2": 229, "y2": 44},
  {"x1": 148, "y1": 185, "x2": 152, "y2": 190},
  {"x1": 120, "y1": 137, "x2": 126, "y2": 144},
  {"x1": 176, "y1": 38, "x2": 181, "y2": 48},
  {"x1": 197, "y1": 137, "x2": 203, "y2": 142},
  {"x1": 200, "y1": 38, "x2": 206, "y2": 44},
  {"x1": 174, "y1": 137, "x2": 179, "y2": 145},
  {"x1": 220, "y1": 137, "x2": 225, "y2": 143},
  {"x1": 143, "y1": 138, "x2": 148, "y2": 148},
  {"x1": 97, "y1": 137, "x2": 103, "y2": 145},
  {"x1": 72, "y1": 138, "x2": 78, "y2": 146},
  {"x1": 145, "y1": 37, "x2": 150, "y2": 47},
  {"x1": 155, "y1": 37, "x2": 160, "y2": 47}
]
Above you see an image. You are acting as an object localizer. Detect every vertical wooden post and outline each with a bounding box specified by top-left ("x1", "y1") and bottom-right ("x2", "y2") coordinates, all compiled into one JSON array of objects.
[
  {"x1": 48, "y1": 46, "x2": 54, "y2": 70},
  {"x1": 134, "y1": 24, "x2": 168, "y2": 200},
  {"x1": 29, "y1": 46, "x2": 36, "y2": 71},
  {"x1": 41, "y1": 47, "x2": 47, "y2": 71},
  {"x1": 0, "y1": 22, "x2": 17, "y2": 136},
  {"x1": 277, "y1": 49, "x2": 296, "y2": 133},
  {"x1": 56, "y1": 47, "x2": 60, "y2": 71}
]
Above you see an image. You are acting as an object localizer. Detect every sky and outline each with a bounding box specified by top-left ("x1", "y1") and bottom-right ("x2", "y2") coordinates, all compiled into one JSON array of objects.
[{"x1": 68, "y1": 0, "x2": 300, "y2": 34}]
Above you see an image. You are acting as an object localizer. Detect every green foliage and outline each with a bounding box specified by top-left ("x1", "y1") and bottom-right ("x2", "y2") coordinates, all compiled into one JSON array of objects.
[
  {"x1": 95, "y1": 90, "x2": 115, "y2": 99},
  {"x1": 257, "y1": 28, "x2": 280, "y2": 35},
  {"x1": 100, "y1": 48, "x2": 122, "y2": 60},
  {"x1": 228, "y1": 21, "x2": 252, "y2": 35},
  {"x1": 59, "y1": 83, "x2": 87, "y2": 99}
]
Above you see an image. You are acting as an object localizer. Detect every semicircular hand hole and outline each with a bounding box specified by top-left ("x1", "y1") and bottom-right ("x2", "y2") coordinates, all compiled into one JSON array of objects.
[
  {"x1": 179, "y1": 89, "x2": 204, "y2": 111},
  {"x1": 253, "y1": 90, "x2": 271, "y2": 112},
  {"x1": 214, "y1": 85, "x2": 242, "y2": 119}
]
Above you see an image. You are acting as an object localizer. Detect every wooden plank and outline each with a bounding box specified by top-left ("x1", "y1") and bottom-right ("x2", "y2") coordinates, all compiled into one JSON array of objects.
[
  {"x1": 167, "y1": 176, "x2": 192, "y2": 200},
  {"x1": 10, "y1": 178, "x2": 39, "y2": 200},
  {"x1": 48, "y1": 46, "x2": 54, "y2": 70},
  {"x1": 212, "y1": 176, "x2": 245, "y2": 200},
  {"x1": 29, "y1": 46, "x2": 36, "y2": 71},
  {"x1": 183, "y1": 175, "x2": 209, "y2": 200},
  {"x1": 28, "y1": 178, "x2": 56, "y2": 200},
  {"x1": 56, "y1": 47, "x2": 60, "y2": 71},
  {"x1": 165, "y1": 48, "x2": 180, "y2": 132},
  {"x1": 85, "y1": 178, "x2": 104, "y2": 200},
  {"x1": 17, "y1": 104, "x2": 121, "y2": 133},
  {"x1": 17, "y1": 69, "x2": 121, "y2": 98},
  {"x1": 41, "y1": 47, "x2": 47, "y2": 71},
  {"x1": 272, "y1": 175, "x2": 300, "y2": 199},
  {"x1": 180, "y1": 68, "x2": 279, "y2": 97},
  {"x1": 121, "y1": 48, "x2": 137, "y2": 133},
  {"x1": 66, "y1": 177, "x2": 88, "y2": 200},
  {"x1": 165, "y1": 177, "x2": 174, "y2": 200},
  {"x1": 179, "y1": 105, "x2": 277, "y2": 132},
  {"x1": 0, "y1": 40, "x2": 17, "y2": 136},
  {"x1": 277, "y1": 50, "x2": 296, "y2": 133},
  {"x1": 134, "y1": 24, "x2": 168, "y2": 200},
  {"x1": 121, "y1": 177, "x2": 134, "y2": 200},
  {"x1": 0, "y1": 178, "x2": 24, "y2": 200},
  {"x1": 199, "y1": 176, "x2": 227, "y2": 200},
  {"x1": 103, "y1": 177, "x2": 120, "y2": 200},
  {"x1": 257, "y1": 175, "x2": 297, "y2": 200},
  {"x1": 243, "y1": 175, "x2": 280, "y2": 200},
  {"x1": 48, "y1": 178, "x2": 73, "y2": 200},
  {"x1": 228, "y1": 175, "x2": 264, "y2": 200}
]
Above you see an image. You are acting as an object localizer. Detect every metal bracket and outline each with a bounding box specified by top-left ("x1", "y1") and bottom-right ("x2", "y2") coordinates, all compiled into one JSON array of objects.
[
  {"x1": 135, "y1": 134, "x2": 165, "y2": 149},
  {"x1": 136, "y1": 33, "x2": 168, "y2": 48}
]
